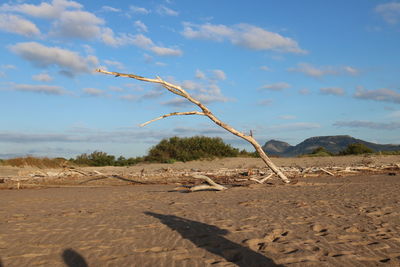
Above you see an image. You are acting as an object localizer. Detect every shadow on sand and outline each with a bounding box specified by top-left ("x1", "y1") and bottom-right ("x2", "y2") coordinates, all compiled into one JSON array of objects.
[
  {"x1": 62, "y1": 248, "x2": 88, "y2": 267},
  {"x1": 145, "y1": 212, "x2": 281, "y2": 267}
]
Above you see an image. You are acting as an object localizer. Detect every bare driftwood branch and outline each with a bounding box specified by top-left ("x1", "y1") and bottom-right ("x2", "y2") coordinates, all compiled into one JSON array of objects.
[
  {"x1": 250, "y1": 173, "x2": 274, "y2": 184},
  {"x1": 96, "y1": 69, "x2": 290, "y2": 184},
  {"x1": 190, "y1": 175, "x2": 227, "y2": 191},
  {"x1": 140, "y1": 111, "x2": 205, "y2": 127},
  {"x1": 320, "y1": 168, "x2": 335, "y2": 176}
]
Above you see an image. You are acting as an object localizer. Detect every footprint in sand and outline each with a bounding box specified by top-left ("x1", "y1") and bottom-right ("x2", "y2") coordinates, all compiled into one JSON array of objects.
[
  {"x1": 311, "y1": 224, "x2": 330, "y2": 236},
  {"x1": 243, "y1": 229, "x2": 290, "y2": 251}
]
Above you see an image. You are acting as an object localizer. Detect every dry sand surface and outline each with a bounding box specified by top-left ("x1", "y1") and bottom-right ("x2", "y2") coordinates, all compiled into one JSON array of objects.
[{"x1": 1, "y1": 155, "x2": 400, "y2": 266}]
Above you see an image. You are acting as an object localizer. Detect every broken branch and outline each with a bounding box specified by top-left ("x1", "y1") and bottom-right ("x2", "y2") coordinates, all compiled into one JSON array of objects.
[
  {"x1": 250, "y1": 173, "x2": 274, "y2": 184},
  {"x1": 140, "y1": 111, "x2": 205, "y2": 127},
  {"x1": 190, "y1": 174, "x2": 227, "y2": 191}
]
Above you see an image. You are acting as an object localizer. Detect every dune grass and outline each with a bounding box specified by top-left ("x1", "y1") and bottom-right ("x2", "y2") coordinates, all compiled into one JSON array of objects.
[{"x1": 1, "y1": 156, "x2": 68, "y2": 168}]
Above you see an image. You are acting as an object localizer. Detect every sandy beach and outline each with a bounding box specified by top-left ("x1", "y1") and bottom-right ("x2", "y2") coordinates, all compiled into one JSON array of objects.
[{"x1": 1, "y1": 156, "x2": 400, "y2": 266}]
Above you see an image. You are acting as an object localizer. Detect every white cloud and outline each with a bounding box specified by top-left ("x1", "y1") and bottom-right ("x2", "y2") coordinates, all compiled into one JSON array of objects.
[
  {"x1": 194, "y1": 69, "x2": 226, "y2": 81},
  {"x1": 0, "y1": 0, "x2": 82, "y2": 19},
  {"x1": 260, "y1": 66, "x2": 271, "y2": 71},
  {"x1": 183, "y1": 22, "x2": 238, "y2": 41},
  {"x1": 1, "y1": 64, "x2": 16, "y2": 70},
  {"x1": 0, "y1": 65, "x2": 16, "y2": 78},
  {"x1": 320, "y1": 87, "x2": 345, "y2": 96},
  {"x1": 162, "y1": 97, "x2": 187, "y2": 106},
  {"x1": 388, "y1": 110, "x2": 400, "y2": 119},
  {"x1": 298, "y1": 88, "x2": 311, "y2": 95},
  {"x1": 354, "y1": 86, "x2": 400, "y2": 104},
  {"x1": 288, "y1": 63, "x2": 359, "y2": 77},
  {"x1": 156, "y1": 5, "x2": 179, "y2": 16},
  {"x1": 343, "y1": 66, "x2": 359, "y2": 75},
  {"x1": 100, "y1": 28, "x2": 134, "y2": 46},
  {"x1": 141, "y1": 89, "x2": 164, "y2": 99},
  {"x1": 0, "y1": 14, "x2": 40, "y2": 36},
  {"x1": 134, "y1": 20, "x2": 148, "y2": 32},
  {"x1": 101, "y1": 30, "x2": 182, "y2": 56},
  {"x1": 162, "y1": 70, "x2": 231, "y2": 104},
  {"x1": 50, "y1": 10, "x2": 104, "y2": 39},
  {"x1": 375, "y1": 2, "x2": 400, "y2": 24},
  {"x1": 130, "y1": 33, "x2": 154, "y2": 48},
  {"x1": 155, "y1": 62, "x2": 167, "y2": 67},
  {"x1": 104, "y1": 59, "x2": 124, "y2": 70},
  {"x1": 119, "y1": 94, "x2": 137, "y2": 101},
  {"x1": 150, "y1": 46, "x2": 183, "y2": 56},
  {"x1": 211, "y1": 69, "x2": 227, "y2": 81},
  {"x1": 279, "y1": 115, "x2": 296, "y2": 120},
  {"x1": 260, "y1": 82, "x2": 291, "y2": 91},
  {"x1": 195, "y1": 93, "x2": 230, "y2": 104},
  {"x1": 82, "y1": 44, "x2": 95, "y2": 54},
  {"x1": 83, "y1": 87, "x2": 104, "y2": 96},
  {"x1": 32, "y1": 73, "x2": 53, "y2": 82},
  {"x1": 12, "y1": 83, "x2": 67, "y2": 95},
  {"x1": 10, "y1": 42, "x2": 98, "y2": 74},
  {"x1": 181, "y1": 80, "x2": 203, "y2": 91},
  {"x1": 334, "y1": 120, "x2": 400, "y2": 130},
  {"x1": 232, "y1": 24, "x2": 306, "y2": 53},
  {"x1": 101, "y1": 6, "x2": 121, "y2": 12},
  {"x1": 129, "y1": 5, "x2": 150, "y2": 15},
  {"x1": 258, "y1": 99, "x2": 273, "y2": 106},
  {"x1": 288, "y1": 63, "x2": 332, "y2": 77},
  {"x1": 195, "y1": 69, "x2": 206, "y2": 79},
  {"x1": 108, "y1": 86, "x2": 124, "y2": 92},
  {"x1": 182, "y1": 22, "x2": 306, "y2": 53}
]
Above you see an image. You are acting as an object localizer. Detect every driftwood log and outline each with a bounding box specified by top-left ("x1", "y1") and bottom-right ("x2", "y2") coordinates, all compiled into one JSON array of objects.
[{"x1": 96, "y1": 69, "x2": 291, "y2": 190}]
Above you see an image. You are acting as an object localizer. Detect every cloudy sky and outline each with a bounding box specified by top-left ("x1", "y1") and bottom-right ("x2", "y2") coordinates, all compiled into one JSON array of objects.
[{"x1": 1, "y1": 0, "x2": 400, "y2": 158}]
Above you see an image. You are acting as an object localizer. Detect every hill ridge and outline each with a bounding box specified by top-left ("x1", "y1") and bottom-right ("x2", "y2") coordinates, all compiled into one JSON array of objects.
[{"x1": 262, "y1": 135, "x2": 400, "y2": 157}]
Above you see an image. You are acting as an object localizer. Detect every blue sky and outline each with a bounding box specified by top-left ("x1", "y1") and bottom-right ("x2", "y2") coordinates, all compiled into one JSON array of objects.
[{"x1": 1, "y1": 0, "x2": 400, "y2": 159}]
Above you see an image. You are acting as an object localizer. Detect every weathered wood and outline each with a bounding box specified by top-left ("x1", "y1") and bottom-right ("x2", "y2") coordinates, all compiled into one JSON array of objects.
[
  {"x1": 250, "y1": 173, "x2": 274, "y2": 184},
  {"x1": 96, "y1": 69, "x2": 291, "y2": 184},
  {"x1": 190, "y1": 174, "x2": 227, "y2": 191},
  {"x1": 320, "y1": 168, "x2": 335, "y2": 176},
  {"x1": 140, "y1": 111, "x2": 205, "y2": 127}
]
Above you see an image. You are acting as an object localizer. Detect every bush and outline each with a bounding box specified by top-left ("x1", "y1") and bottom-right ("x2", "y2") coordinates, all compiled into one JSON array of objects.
[
  {"x1": 239, "y1": 149, "x2": 260, "y2": 158},
  {"x1": 339, "y1": 143, "x2": 374, "y2": 155},
  {"x1": 145, "y1": 136, "x2": 240, "y2": 163},
  {"x1": 73, "y1": 151, "x2": 115, "y2": 166},
  {"x1": 311, "y1": 146, "x2": 333, "y2": 156}
]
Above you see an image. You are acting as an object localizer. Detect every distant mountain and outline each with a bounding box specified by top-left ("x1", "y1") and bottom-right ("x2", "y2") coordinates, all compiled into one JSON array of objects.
[{"x1": 262, "y1": 135, "x2": 400, "y2": 157}]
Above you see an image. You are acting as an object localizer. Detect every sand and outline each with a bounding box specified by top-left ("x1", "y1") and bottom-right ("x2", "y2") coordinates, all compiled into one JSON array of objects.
[{"x1": 1, "y1": 156, "x2": 400, "y2": 266}]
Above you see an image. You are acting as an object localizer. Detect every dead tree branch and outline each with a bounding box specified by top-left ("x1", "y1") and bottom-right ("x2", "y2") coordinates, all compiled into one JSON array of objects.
[
  {"x1": 190, "y1": 174, "x2": 228, "y2": 191},
  {"x1": 250, "y1": 173, "x2": 274, "y2": 184},
  {"x1": 96, "y1": 69, "x2": 290, "y2": 184},
  {"x1": 140, "y1": 111, "x2": 205, "y2": 127}
]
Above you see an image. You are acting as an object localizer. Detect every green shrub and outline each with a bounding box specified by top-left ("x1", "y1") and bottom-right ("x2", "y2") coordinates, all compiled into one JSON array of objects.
[
  {"x1": 239, "y1": 149, "x2": 260, "y2": 158},
  {"x1": 339, "y1": 143, "x2": 374, "y2": 155},
  {"x1": 73, "y1": 151, "x2": 115, "y2": 166},
  {"x1": 145, "y1": 136, "x2": 240, "y2": 163},
  {"x1": 311, "y1": 146, "x2": 333, "y2": 156}
]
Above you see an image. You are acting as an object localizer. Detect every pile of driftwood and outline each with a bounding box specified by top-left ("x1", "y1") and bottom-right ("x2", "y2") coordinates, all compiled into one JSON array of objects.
[{"x1": 1, "y1": 162, "x2": 399, "y2": 191}]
